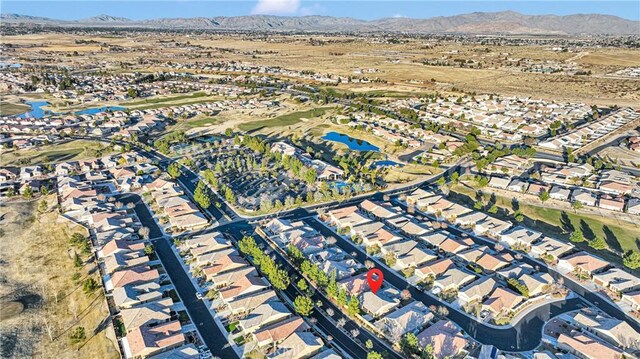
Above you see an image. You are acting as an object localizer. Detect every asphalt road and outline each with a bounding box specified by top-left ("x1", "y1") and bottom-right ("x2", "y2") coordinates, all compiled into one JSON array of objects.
[{"x1": 117, "y1": 193, "x2": 239, "y2": 359}]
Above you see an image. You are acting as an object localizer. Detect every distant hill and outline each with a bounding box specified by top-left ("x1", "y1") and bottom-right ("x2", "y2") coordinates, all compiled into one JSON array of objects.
[{"x1": 1, "y1": 11, "x2": 638, "y2": 35}]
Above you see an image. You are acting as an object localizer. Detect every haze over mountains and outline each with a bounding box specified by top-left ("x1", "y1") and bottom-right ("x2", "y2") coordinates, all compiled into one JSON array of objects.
[{"x1": 2, "y1": 11, "x2": 639, "y2": 35}]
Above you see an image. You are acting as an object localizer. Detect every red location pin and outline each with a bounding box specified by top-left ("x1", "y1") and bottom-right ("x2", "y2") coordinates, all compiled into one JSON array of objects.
[{"x1": 367, "y1": 268, "x2": 384, "y2": 294}]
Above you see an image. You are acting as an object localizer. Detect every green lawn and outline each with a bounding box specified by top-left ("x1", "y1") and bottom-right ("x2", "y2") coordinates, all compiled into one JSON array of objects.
[
  {"x1": 0, "y1": 101, "x2": 30, "y2": 116},
  {"x1": 451, "y1": 184, "x2": 640, "y2": 274},
  {"x1": 238, "y1": 107, "x2": 332, "y2": 132},
  {"x1": 1, "y1": 140, "x2": 114, "y2": 166},
  {"x1": 184, "y1": 117, "x2": 221, "y2": 128}
]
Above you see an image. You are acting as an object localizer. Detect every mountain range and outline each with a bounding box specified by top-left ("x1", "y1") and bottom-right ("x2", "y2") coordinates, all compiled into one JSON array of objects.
[{"x1": 2, "y1": 11, "x2": 638, "y2": 35}]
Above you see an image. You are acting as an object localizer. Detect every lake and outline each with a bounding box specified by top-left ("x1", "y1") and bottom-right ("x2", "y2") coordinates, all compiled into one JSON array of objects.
[
  {"x1": 75, "y1": 106, "x2": 126, "y2": 115},
  {"x1": 372, "y1": 160, "x2": 404, "y2": 168},
  {"x1": 322, "y1": 131, "x2": 379, "y2": 152},
  {"x1": 16, "y1": 101, "x2": 126, "y2": 119}
]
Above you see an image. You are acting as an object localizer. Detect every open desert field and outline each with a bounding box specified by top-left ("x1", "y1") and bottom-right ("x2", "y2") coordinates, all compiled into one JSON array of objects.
[
  {"x1": 0, "y1": 199, "x2": 118, "y2": 359},
  {"x1": 5, "y1": 32, "x2": 639, "y2": 106}
]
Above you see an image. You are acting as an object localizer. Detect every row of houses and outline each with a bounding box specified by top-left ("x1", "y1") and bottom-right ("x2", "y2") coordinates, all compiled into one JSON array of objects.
[
  {"x1": 540, "y1": 107, "x2": 639, "y2": 150},
  {"x1": 323, "y1": 200, "x2": 558, "y2": 325},
  {"x1": 487, "y1": 172, "x2": 640, "y2": 214},
  {"x1": 414, "y1": 94, "x2": 594, "y2": 141},
  {"x1": 143, "y1": 178, "x2": 209, "y2": 232},
  {"x1": 261, "y1": 218, "x2": 474, "y2": 359},
  {"x1": 406, "y1": 188, "x2": 640, "y2": 317},
  {"x1": 56, "y1": 174, "x2": 202, "y2": 359},
  {"x1": 178, "y1": 231, "x2": 332, "y2": 359}
]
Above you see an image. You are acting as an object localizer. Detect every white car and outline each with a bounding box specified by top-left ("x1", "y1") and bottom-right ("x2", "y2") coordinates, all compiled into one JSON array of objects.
[{"x1": 196, "y1": 292, "x2": 203, "y2": 300}]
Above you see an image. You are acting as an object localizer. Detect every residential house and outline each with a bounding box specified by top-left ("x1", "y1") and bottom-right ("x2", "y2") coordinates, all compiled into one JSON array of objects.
[
  {"x1": 120, "y1": 298, "x2": 173, "y2": 332},
  {"x1": 113, "y1": 282, "x2": 163, "y2": 309},
  {"x1": 598, "y1": 196, "x2": 625, "y2": 212},
  {"x1": 252, "y1": 316, "x2": 310, "y2": 348},
  {"x1": 567, "y1": 309, "x2": 640, "y2": 349},
  {"x1": 530, "y1": 237, "x2": 574, "y2": 261},
  {"x1": 592, "y1": 268, "x2": 640, "y2": 294},
  {"x1": 549, "y1": 186, "x2": 571, "y2": 201},
  {"x1": 500, "y1": 226, "x2": 542, "y2": 248},
  {"x1": 415, "y1": 258, "x2": 455, "y2": 281},
  {"x1": 481, "y1": 287, "x2": 524, "y2": 316},
  {"x1": 338, "y1": 273, "x2": 369, "y2": 297},
  {"x1": 458, "y1": 276, "x2": 499, "y2": 306},
  {"x1": 433, "y1": 268, "x2": 477, "y2": 292},
  {"x1": 361, "y1": 287, "x2": 401, "y2": 319},
  {"x1": 519, "y1": 272, "x2": 553, "y2": 297},
  {"x1": 558, "y1": 252, "x2": 609, "y2": 276},
  {"x1": 557, "y1": 332, "x2": 626, "y2": 359},
  {"x1": 375, "y1": 301, "x2": 434, "y2": 338},
  {"x1": 238, "y1": 300, "x2": 291, "y2": 334},
  {"x1": 268, "y1": 331, "x2": 324, "y2": 359},
  {"x1": 572, "y1": 189, "x2": 597, "y2": 207},
  {"x1": 123, "y1": 320, "x2": 185, "y2": 359},
  {"x1": 416, "y1": 320, "x2": 469, "y2": 359}
]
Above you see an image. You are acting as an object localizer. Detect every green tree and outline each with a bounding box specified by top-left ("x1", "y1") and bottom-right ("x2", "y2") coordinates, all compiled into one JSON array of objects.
[
  {"x1": 569, "y1": 228, "x2": 585, "y2": 243},
  {"x1": 347, "y1": 295, "x2": 360, "y2": 316},
  {"x1": 488, "y1": 205, "x2": 498, "y2": 214},
  {"x1": 194, "y1": 181, "x2": 212, "y2": 208},
  {"x1": 400, "y1": 332, "x2": 420, "y2": 356},
  {"x1": 450, "y1": 171, "x2": 459, "y2": 184},
  {"x1": 83, "y1": 278, "x2": 98, "y2": 294},
  {"x1": 22, "y1": 185, "x2": 33, "y2": 199},
  {"x1": 513, "y1": 209, "x2": 524, "y2": 222},
  {"x1": 572, "y1": 201, "x2": 583, "y2": 211},
  {"x1": 167, "y1": 162, "x2": 181, "y2": 179},
  {"x1": 297, "y1": 278, "x2": 308, "y2": 292},
  {"x1": 144, "y1": 245, "x2": 154, "y2": 256},
  {"x1": 539, "y1": 190, "x2": 550, "y2": 202},
  {"x1": 623, "y1": 250, "x2": 640, "y2": 269},
  {"x1": 293, "y1": 295, "x2": 314, "y2": 316},
  {"x1": 304, "y1": 168, "x2": 318, "y2": 185},
  {"x1": 365, "y1": 339, "x2": 374, "y2": 350},
  {"x1": 367, "y1": 351, "x2": 382, "y2": 359},
  {"x1": 326, "y1": 271, "x2": 338, "y2": 299},
  {"x1": 127, "y1": 88, "x2": 138, "y2": 98},
  {"x1": 588, "y1": 236, "x2": 607, "y2": 250},
  {"x1": 69, "y1": 327, "x2": 86, "y2": 345},
  {"x1": 473, "y1": 201, "x2": 483, "y2": 210},
  {"x1": 224, "y1": 186, "x2": 236, "y2": 204},
  {"x1": 337, "y1": 288, "x2": 348, "y2": 307},
  {"x1": 73, "y1": 253, "x2": 83, "y2": 268}
]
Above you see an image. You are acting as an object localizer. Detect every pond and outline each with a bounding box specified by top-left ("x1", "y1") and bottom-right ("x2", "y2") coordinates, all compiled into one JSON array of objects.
[
  {"x1": 17, "y1": 101, "x2": 53, "y2": 119},
  {"x1": 371, "y1": 160, "x2": 404, "y2": 168},
  {"x1": 75, "y1": 106, "x2": 126, "y2": 115},
  {"x1": 15, "y1": 101, "x2": 127, "y2": 119},
  {"x1": 321, "y1": 131, "x2": 379, "y2": 152},
  {"x1": 195, "y1": 135, "x2": 222, "y2": 143}
]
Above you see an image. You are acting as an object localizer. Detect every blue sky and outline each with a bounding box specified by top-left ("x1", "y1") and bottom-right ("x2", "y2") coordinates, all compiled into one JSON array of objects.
[{"x1": 3, "y1": 1, "x2": 639, "y2": 21}]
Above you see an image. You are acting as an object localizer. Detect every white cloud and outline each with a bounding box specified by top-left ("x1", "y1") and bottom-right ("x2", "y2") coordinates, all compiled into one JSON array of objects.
[
  {"x1": 392, "y1": 14, "x2": 406, "y2": 18},
  {"x1": 299, "y1": 3, "x2": 326, "y2": 16},
  {"x1": 251, "y1": 0, "x2": 301, "y2": 15}
]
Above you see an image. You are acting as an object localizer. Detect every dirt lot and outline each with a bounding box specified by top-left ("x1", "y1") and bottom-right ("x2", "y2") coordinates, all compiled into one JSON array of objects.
[
  {"x1": 4, "y1": 32, "x2": 640, "y2": 107},
  {"x1": 0, "y1": 198, "x2": 118, "y2": 359}
]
